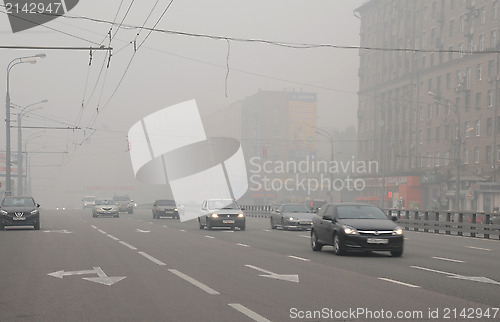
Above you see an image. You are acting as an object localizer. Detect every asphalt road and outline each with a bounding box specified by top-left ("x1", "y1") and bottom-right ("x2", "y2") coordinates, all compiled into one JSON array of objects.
[{"x1": 0, "y1": 208, "x2": 499, "y2": 321}]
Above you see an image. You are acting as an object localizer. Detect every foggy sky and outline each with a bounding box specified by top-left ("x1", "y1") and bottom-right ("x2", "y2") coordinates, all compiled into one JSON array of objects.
[{"x1": 0, "y1": 0, "x2": 365, "y2": 207}]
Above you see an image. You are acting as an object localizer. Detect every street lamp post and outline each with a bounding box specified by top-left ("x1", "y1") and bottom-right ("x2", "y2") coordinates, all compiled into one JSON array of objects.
[
  {"x1": 5, "y1": 54, "x2": 45, "y2": 196},
  {"x1": 429, "y1": 91, "x2": 461, "y2": 211},
  {"x1": 14, "y1": 100, "x2": 47, "y2": 196},
  {"x1": 310, "y1": 125, "x2": 334, "y2": 202}
]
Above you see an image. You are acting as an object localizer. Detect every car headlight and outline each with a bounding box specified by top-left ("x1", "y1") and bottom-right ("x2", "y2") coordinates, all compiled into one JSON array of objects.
[
  {"x1": 238, "y1": 213, "x2": 244, "y2": 218},
  {"x1": 30, "y1": 209, "x2": 39, "y2": 215},
  {"x1": 211, "y1": 213, "x2": 218, "y2": 218},
  {"x1": 289, "y1": 217, "x2": 294, "y2": 220},
  {"x1": 0, "y1": 209, "x2": 7, "y2": 215},
  {"x1": 174, "y1": 208, "x2": 178, "y2": 211},
  {"x1": 343, "y1": 225, "x2": 359, "y2": 235},
  {"x1": 393, "y1": 227, "x2": 404, "y2": 235}
]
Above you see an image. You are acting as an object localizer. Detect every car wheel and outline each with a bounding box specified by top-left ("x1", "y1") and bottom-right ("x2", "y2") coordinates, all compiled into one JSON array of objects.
[
  {"x1": 34, "y1": 221, "x2": 40, "y2": 230},
  {"x1": 198, "y1": 219, "x2": 204, "y2": 229},
  {"x1": 281, "y1": 218, "x2": 288, "y2": 230},
  {"x1": 311, "y1": 230, "x2": 323, "y2": 251},
  {"x1": 239, "y1": 223, "x2": 246, "y2": 231},
  {"x1": 390, "y1": 249, "x2": 403, "y2": 257},
  {"x1": 270, "y1": 218, "x2": 277, "y2": 229},
  {"x1": 0, "y1": 223, "x2": 5, "y2": 231},
  {"x1": 207, "y1": 219, "x2": 213, "y2": 230},
  {"x1": 333, "y1": 234, "x2": 345, "y2": 256}
]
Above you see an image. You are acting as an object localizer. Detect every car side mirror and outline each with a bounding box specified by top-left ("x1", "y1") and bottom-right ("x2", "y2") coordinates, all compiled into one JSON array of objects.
[
  {"x1": 391, "y1": 216, "x2": 398, "y2": 222},
  {"x1": 37, "y1": 204, "x2": 41, "y2": 208},
  {"x1": 322, "y1": 216, "x2": 332, "y2": 221}
]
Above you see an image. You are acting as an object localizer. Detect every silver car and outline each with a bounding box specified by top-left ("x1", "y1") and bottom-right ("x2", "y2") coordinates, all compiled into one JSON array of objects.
[
  {"x1": 270, "y1": 203, "x2": 315, "y2": 230},
  {"x1": 92, "y1": 198, "x2": 119, "y2": 218}
]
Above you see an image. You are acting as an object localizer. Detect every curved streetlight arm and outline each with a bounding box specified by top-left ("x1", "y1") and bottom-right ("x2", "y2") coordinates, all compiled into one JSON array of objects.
[{"x1": 428, "y1": 91, "x2": 460, "y2": 119}]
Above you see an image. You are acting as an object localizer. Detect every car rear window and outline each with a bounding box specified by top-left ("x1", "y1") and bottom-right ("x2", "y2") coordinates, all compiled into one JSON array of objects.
[{"x1": 157, "y1": 200, "x2": 176, "y2": 205}]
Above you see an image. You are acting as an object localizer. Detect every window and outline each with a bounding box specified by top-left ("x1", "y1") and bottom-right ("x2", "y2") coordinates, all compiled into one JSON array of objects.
[
  {"x1": 445, "y1": 124, "x2": 450, "y2": 140},
  {"x1": 486, "y1": 145, "x2": 492, "y2": 163},
  {"x1": 427, "y1": 127, "x2": 432, "y2": 143},
  {"x1": 447, "y1": 72, "x2": 452, "y2": 89},
  {"x1": 448, "y1": 46, "x2": 454, "y2": 62},
  {"x1": 428, "y1": 78, "x2": 433, "y2": 91},
  {"x1": 436, "y1": 152, "x2": 440, "y2": 167},
  {"x1": 492, "y1": 30, "x2": 497, "y2": 49},
  {"x1": 465, "y1": 92, "x2": 471, "y2": 111},
  {"x1": 419, "y1": 106, "x2": 424, "y2": 121},
  {"x1": 476, "y1": 92, "x2": 482, "y2": 109},
  {"x1": 445, "y1": 150, "x2": 450, "y2": 166},
  {"x1": 465, "y1": 121, "x2": 471, "y2": 137},
  {"x1": 479, "y1": 35, "x2": 485, "y2": 51},
  {"x1": 419, "y1": 155, "x2": 423, "y2": 168},
  {"x1": 487, "y1": 117, "x2": 493, "y2": 136},
  {"x1": 427, "y1": 152, "x2": 432, "y2": 167},
  {"x1": 436, "y1": 126, "x2": 441, "y2": 142},
  {"x1": 466, "y1": 67, "x2": 472, "y2": 90},
  {"x1": 427, "y1": 104, "x2": 432, "y2": 120},
  {"x1": 476, "y1": 120, "x2": 481, "y2": 136},
  {"x1": 464, "y1": 148, "x2": 469, "y2": 164},
  {"x1": 459, "y1": 42, "x2": 464, "y2": 58},
  {"x1": 477, "y1": 64, "x2": 482, "y2": 81},
  {"x1": 419, "y1": 129, "x2": 423, "y2": 144},
  {"x1": 488, "y1": 89, "x2": 494, "y2": 108},
  {"x1": 481, "y1": 7, "x2": 487, "y2": 24},
  {"x1": 488, "y1": 60, "x2": 495, "y2": 78},
  {"x1": 497, "y1": 145, "x2": 500, "y2": 161},
  {"x1": 474, "y1": 147, "x2": 480, "y2": 163},
  {"x1": 460, "y1": 15, "x2": 466, "y2": 32}
]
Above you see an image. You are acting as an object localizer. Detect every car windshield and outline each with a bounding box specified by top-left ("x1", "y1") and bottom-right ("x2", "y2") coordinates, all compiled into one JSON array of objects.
[
  {"x1": 337, "y1": 205, "x2": 388, "y2": 219},
  {"x1": 157, "y1": 200, "x2": 176, "y2": 206},
  {"x1": 208, "y1": 200, "x2": 239, "y2": 209},
  {"x1": 2, "y1": 197, "x2": 35, "y2": 207},
  {"x1": 282, "y1": 204, "x2": 310, "y2": 213},
  {"x1": 114, "y1": 196, "x2": 130, "y2": 201},
  {"x1": 95, "y1": 199, "x2": 115, "y2": 206}
]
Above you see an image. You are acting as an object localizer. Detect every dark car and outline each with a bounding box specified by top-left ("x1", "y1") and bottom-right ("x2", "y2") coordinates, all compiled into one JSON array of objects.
[
  {"x1": 0, "y1": 196, "x2": 41, "y2": 230},
  {"x1": 93, "y1": 198, "x2": 119, "y2": 218},
  {"x1": 270, "y1": 203, "x2": 315, "y2": 230},
  {"x1": 311, "y1": 203, "x2": 404, "y2": 257},
  {"x1": 198, "y1": 199, "x2": 245, "y2": 230},
  {"x1": 113, "y1": 195, "x2": 134, "y2": 214},
  {"x1": 152, "y1": 199, "x2": 179, "y2": 219}
]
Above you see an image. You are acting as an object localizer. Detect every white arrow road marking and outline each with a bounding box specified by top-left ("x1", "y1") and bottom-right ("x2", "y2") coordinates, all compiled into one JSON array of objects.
[
  {"x1": 48, "y1": 267, "x2": 126, "y2": 286},
  {"x1": 411, "y1": 266, "x2": 500, "y2": 285},
  {"x1": 245, "y1": 264, "x2": 299, "y2": 283},
  {"x1": 43, "y1": 230, "x2": 73, "y2": 234},
  {"x1": 136, "y1": 229, "x2": 150, "y2": 233},
  {"x1": 82, "y1": 267, "x2": 126, "y2": 286}
]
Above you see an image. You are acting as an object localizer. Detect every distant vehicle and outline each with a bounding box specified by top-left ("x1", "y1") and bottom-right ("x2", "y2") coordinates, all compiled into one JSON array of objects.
[
  {"x1": 113, "y1": 195, "x2": 134, "y2": 214},
  {"x1": 306, "y1": 199, "x2": 327, "y2": 213},
  {"x1": 198, "y1": 199, "x2": 245, "y2": 230},
  {"x1": 93, "y1": 198, "x2": 119, "y2": 218},
  {"x1": 311, "y1": 203, "x2": 404, "y2": 257},
  {"x1": 270, "y1": 203, "x2": 314, "y2": 230},
  {"x1": 0, "y1": 196, "x2": 41, "y2": 230},
  {"x1": 82, "y1": 195, "x2": 96, "y2": 209},
  {"x1": 152, "y1": 199, "x2": 179, "y2": 219}
]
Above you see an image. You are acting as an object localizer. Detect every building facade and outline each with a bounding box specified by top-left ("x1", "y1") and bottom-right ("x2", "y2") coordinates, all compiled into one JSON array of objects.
[{"x1": 355, "y1": 0, "x2": 500, "y2": 211}]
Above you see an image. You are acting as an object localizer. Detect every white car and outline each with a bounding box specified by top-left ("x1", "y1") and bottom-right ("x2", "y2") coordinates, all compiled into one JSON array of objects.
[{"x1": 93, "y1": 198, "x2": 119, "y2": 218}]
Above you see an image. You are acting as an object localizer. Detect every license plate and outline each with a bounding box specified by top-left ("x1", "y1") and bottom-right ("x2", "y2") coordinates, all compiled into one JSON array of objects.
[
  {"x1": 367, "y1": 238, "x2": 388, "y2": 244},
  {"x1": 223, "y1": 220, "x2": 235, "y2": 224},
  {"x1": 13, "y1": 217, "x2": 26, "y2": 221}
]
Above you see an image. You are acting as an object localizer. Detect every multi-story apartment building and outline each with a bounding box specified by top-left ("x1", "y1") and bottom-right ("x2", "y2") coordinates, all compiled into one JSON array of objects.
[{"x1": 355, "y1": 0, "x2": 500, "y2": 211}]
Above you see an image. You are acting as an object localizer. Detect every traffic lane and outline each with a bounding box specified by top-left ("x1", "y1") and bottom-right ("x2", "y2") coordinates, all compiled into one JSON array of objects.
[
  {"x1": 84, "y1": 216, "x2": 494, "y2": 321},
  {"x1": 171, "y1": 217, "x2": 500, "y2": 308},
  {"x1": 0, "y1": 210, "x2": 247, "y2": 322}
]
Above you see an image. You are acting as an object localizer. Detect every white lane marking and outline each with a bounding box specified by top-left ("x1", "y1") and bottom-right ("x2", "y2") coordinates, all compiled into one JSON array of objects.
[
  {"x1": 119, "y1": 241, "x2": 137, "y2": 250},
  {"x1": 136, "y1": 229, "x2": 150, "y2": 233},
  {"x1": 466, "y1": 246, "x2": 491, "y2": 251},
  {"x1": 168, "y1": 269, "x2": 219, "y2": 295},
  {"x1": 236, "y1": 243, "x2": 250, "y2": 247},
  {"x1": 148, "y1": 222, "x2": 153, "y2": 224},
  {"x1": 432, "y1": 256, "x2": 465, "y2": 263},
  {"x1": 288, "y1": 255, "x2": 310, "y2": 262},
  {"x1": 98, "y1": 229, "x2": 106, "y2": 234},
  {"x1": 299, "y1": 235, "x2": 310, "y2": 238},
  {"x1": 91, "y1": 225, "x2": 97, "y2": 229},
  {"x1": 411, "y1": 266, "x2": 458, "y2": 276},
  {"x1": 378, "y1": 277, "x2": 421, "y2": 288},
  {"x1": 162, "y1": 225, "x2": 168, "y2": 228},
  {"x1": 179, "y1": 230, "x2": 186, "y2": 232},
  {"x1": 410, "y1": 265, "x2": 500, "y2": 284},
  {"x1": 138, "y1": 251, "x2": 166, "y2": 266},
  {"x1": 262, "y1": 229, "x2": 271, "y2": 232},
  {"x1": 223, "y1": 230, "x2": 234, "y2": 233},
  {"x1": 205, "y1": 236, "x2": 215, "y2": 239},
  {"x1": 228, "y1": 303, "x2": 271, "y2": 322},
  {"x1": 107, "y1": 234, "x2": 119, "y2": 241}
]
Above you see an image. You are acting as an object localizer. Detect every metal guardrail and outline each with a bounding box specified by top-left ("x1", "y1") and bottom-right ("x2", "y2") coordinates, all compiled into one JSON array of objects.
[
  {"x1": 384, "y1": 209, "x2": 500, "y2": 240},
  {"x1": 240, "y1": 205, "x2": 500, "y2": 240}
]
